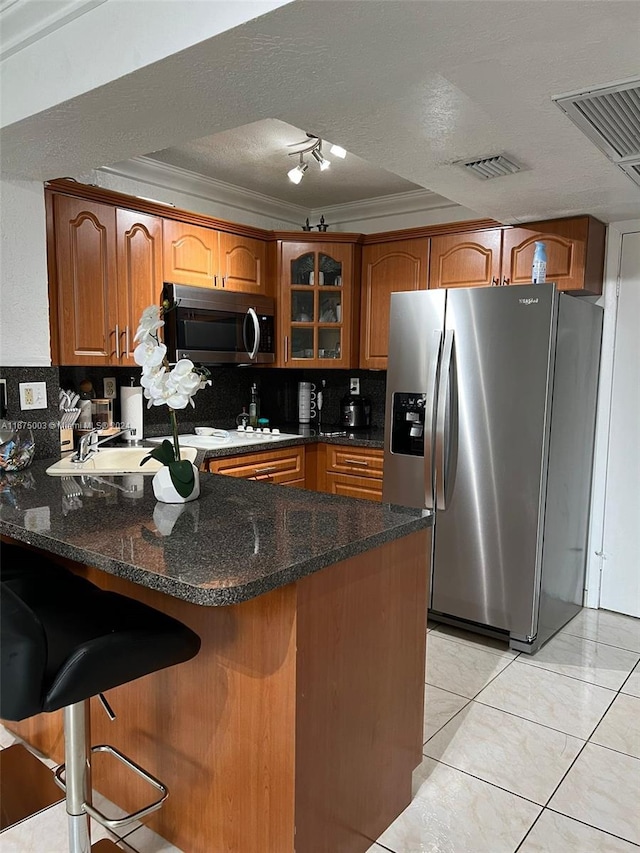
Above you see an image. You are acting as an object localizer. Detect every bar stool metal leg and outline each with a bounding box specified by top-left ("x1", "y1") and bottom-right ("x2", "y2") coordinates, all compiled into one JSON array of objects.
[{"x1": 64, "y1": 701, "x2": 92, "y2": 853}]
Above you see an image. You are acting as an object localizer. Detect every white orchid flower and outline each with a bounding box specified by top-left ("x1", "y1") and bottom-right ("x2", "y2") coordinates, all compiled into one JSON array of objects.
[
  {"x1": 134, "y1": 306, "x2": 164, "y2": 342},
  {"x1": 134, "y1": 339, "x2": 166, "y2": 369},
  {"x1": 134, "y1": 305, "x2": 212, "y2": 464}
]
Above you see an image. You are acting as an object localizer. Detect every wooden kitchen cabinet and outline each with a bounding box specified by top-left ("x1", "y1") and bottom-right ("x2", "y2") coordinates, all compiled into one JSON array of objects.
[
  {"x1": 51, "y1": 195, "x2": 164, "y2": 366},
  {"x1": 276, "y1": 236, "x2": 361, "y2": 369},
  {"x1": 428, "y1": 216, "x2": 605, "y2": 296},
  {"x1": 162, "y1": 219, "x2": 219, "y2": 288},
  {"x1": 360, "y1": 238, "x2": 429, "y2": 369},
  {"x1": 429, "y1": 229, "x2": 502, "y2": 290},
  {"x1": 219, "y1": 232, "x2": 267, "y2": 294},
  {"x1": 318, "y1": 444, "x2": 384, "y2": 502},
  {"x1": 116, "y1": 209, "x2": 164, "y2": 364},
  {"x1": 53, "y1": 195, "x2": 118, "y2": 365},
  {"x1": 203, "y1": 446, "x2": 305, "y2": 487},
  {"x1": 501, "y1": 216, "x2": 606, "y2": 294},
  {"x1": 163, "y1": 220, "x2": 268, "y2": 294}
]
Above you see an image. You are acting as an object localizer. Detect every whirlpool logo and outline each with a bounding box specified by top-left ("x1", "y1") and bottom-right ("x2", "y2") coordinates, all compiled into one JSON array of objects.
[{"x1": 519, "y1": 297, "x2": 539, "y2": 305}]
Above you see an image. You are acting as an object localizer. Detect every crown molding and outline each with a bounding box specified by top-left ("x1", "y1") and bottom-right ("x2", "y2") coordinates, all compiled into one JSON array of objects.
[
  {"x1": 96, "y1": 156, "x2": 309, "y2": 228},
  {"x1": 0, "y1": 0, "x2": 107, "y2": 61},
  {"x1": 97, "y1": 156, "x2": 471, "y2": 232},
  {"x1": 309, "y1": 189, "x2": 465, "y2": 226}
]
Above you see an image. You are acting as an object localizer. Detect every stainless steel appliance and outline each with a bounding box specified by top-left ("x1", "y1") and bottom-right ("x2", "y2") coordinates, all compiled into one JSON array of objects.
[
  {"x1": 383, "y1": 284, "x2": 602, "y2": 653},
  {"x1": 340, "y1": 394, "x2": 372, "y2": 428},
  {"x1": 162, "y1": 283, "x2": 275, "y2": 366}
]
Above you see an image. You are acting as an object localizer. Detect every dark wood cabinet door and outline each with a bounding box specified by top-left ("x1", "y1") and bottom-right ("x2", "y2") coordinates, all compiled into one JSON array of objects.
[
  {"x1": 360, "y1": 238, "x2": 428, "y2": 369},
  {"x1": 429, "y1": 230, "x2": 502, "y2": 290},
  {"x1": 54, "y1": 195, "x2": 117, "y2": 365},
  {"x1": 116, "y1": 209, "x2": 163, "y2": 364}
]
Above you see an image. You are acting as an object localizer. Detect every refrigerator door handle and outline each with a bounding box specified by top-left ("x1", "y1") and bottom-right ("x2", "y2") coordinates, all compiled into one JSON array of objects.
[
  {"x1": 435, "y1": 329, "x2": 456, "y2": 510},
  {"x1": 424, "y1": 330, "x2": 443, "y2": 509}
]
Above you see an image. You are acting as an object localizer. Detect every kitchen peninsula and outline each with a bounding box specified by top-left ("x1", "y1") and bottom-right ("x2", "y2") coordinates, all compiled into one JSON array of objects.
[{"x1": 0, "y1": 461, "x2": 431, "y2": 853}]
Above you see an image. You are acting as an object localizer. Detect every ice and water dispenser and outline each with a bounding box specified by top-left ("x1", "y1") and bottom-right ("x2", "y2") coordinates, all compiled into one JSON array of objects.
[{"x1": 390, "y1": 392, "x2": 427, "y2": 456}]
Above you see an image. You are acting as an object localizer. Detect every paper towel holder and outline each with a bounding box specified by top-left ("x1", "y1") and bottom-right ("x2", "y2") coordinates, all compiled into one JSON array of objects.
[{"x1": 121, "y1": 379, "x2": 144, "y2": 445}]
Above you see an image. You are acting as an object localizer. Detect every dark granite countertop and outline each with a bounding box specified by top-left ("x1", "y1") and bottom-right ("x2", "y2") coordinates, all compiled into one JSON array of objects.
[
  {"x1": 0, "y1": 460, "x2": 431, "y2": 607},
  {"x1": 144, "y1": 425, "x2": 385, "y2": 460}
]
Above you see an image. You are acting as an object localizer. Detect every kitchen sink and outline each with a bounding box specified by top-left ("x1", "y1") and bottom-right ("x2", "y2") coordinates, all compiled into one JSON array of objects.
[{"x1": 46, "y1": 446, "x2": 198, "y2": 476}]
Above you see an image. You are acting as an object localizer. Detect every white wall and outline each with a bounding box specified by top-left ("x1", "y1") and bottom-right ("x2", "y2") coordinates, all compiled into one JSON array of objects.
[
  {"x1": 0, "y1": 1, "x2": 291, "y2": 129},
  {"x1": 0, "y1": 179, "x2": 50, "y2": 365},
  {"x1": 585, "y1": 219, "x2": 640, "y2": 611}
]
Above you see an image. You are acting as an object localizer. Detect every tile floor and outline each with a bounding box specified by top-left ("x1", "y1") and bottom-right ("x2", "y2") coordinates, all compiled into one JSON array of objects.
[
  {"x1": 2, "y1": 607, "x2": 639, "y2": 852},
  {"x1": 370, "y1": 607, "x2": 640, "y2": 853}
]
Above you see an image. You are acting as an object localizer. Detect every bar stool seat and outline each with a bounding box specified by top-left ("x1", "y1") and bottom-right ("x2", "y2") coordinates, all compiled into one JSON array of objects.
[{"x1": 0, "y1": 542, "x2": 201, "y2": 851}]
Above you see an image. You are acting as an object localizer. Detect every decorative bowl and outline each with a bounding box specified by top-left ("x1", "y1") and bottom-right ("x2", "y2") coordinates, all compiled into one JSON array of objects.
[{"x1": 0, "y1": 428, "x2": 35, "y2": 471}]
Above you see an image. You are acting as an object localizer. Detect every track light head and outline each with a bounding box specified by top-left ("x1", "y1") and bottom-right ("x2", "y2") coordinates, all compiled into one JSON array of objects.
[
  {"x1": 288, "y1": 154, "x2": 308, "y2": 184},
  {"x1": 312, "y1": 149, "x2": 331, "y2": 170}
]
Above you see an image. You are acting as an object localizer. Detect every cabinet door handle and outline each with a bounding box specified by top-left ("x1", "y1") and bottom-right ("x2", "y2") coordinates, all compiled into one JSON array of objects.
[
  {"x1": 502, "y1": 276, "x2": 510, "y2": 286},
  {"x1": 344, "y1": 459, "x2": 368, "y2": 466},
  {"x1": 125, "y1": 325, "x2": 130, "y2": 357},
  {"x1": 222, "y1": 276, "x2": 226, "y2": 288},
  {"x1": 492, "y1": 277, "x2": 499, "y2": 286},
  {"x1": 114, "y1": 324, "x2": 120, "y2": 359},
  {"x1": 284, "y1": 335, "x2": 289, "y2": 363},
  {"x1": 254, "y1": 466, "x2": 277, "y2": 475}
]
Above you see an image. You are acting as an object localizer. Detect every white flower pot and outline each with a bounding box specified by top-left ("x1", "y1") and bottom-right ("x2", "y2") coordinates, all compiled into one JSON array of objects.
[{"x1": 152, "y1": 463, "x2": 200, "y2": 504}]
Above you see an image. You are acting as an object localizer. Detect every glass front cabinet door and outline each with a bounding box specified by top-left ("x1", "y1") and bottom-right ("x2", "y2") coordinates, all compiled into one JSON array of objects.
[{"x1": 278, "y1": 239, "x2": 357, "y2": 368}]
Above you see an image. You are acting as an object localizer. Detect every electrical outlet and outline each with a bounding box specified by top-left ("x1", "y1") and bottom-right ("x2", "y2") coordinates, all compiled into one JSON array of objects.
[
  {"x1": 103, "y1": 377, "x2": 117, "y2": 399},
  {"x1": 19, "y1": 381, "x2": 47, "y2": 410},
  {"x1": 349, "y1": 377, "x2": 360, "y2": 395}
]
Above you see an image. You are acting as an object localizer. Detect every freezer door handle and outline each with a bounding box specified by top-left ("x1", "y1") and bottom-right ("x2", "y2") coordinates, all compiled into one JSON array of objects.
[
  {"x1": 435, "y1": 329, "x2": 456, "y2": 510},
  {"x1": 424, "y1": 330, "x2": 443, "y2": 509}
]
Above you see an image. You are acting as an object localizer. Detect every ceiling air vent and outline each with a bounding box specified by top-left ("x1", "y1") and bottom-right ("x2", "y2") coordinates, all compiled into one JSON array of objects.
[
  {"x1": 553, "y1": 78, "x2": 640, "y2": 188},
  {"x1": 460, "y1": 154, "x2": 521, "y2": 179}
]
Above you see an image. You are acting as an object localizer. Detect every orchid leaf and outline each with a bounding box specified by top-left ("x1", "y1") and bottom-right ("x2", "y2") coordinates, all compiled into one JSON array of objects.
[
  {"x1": 168, "y1": 459, "x2": 195, "y2": 498},
  {"x1": 140, "y1": 440, "x2": 175, "y2": 467}
]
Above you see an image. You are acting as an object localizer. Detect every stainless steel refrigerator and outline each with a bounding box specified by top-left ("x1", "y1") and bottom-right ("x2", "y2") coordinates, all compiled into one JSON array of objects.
[{"x1": 383, "y1": 284, "x2": 602, "y2": 653}]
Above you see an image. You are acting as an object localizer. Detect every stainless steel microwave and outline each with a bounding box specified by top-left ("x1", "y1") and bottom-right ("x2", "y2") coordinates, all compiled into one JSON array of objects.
[{"x1": 161, "y1": 283, "x2": 276, "y2": 366}]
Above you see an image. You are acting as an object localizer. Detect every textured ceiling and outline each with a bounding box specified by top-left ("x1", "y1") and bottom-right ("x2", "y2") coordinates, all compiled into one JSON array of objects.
[
  {"x1": 145, "y1": 118, "x2": 423, "y2": 208},
  {"x1": 2, "y1": 0, "x2": 639, "y2": 223}
]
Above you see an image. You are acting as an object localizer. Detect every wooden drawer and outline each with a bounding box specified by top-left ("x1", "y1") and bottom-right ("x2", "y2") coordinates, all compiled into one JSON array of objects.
[
  {"x1": 325, "y1": 473, "x2": 383, "y2": 502},
  {"x1": 325, "y1": 445, "x2": 384, "y2": 479},
  {"x1": 204, "y1": 446, "x2": 305, "y2": 485}
]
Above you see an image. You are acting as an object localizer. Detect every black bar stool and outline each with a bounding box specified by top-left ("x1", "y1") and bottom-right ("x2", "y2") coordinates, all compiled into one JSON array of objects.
[{"x1": 0, "y1": 542, "x2": 201, "y2": 853}]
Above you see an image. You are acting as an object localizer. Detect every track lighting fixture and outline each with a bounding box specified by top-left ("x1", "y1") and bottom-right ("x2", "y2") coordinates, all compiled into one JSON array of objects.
[{"x1": 286, "y1": 133, "x2": 346, "y2": 183}]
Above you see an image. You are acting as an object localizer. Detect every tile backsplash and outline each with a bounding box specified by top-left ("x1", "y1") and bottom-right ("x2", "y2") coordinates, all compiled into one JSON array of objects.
[
  {"x1": 0, "y1": 364, "x2": 387, "y2": 461},
  {"x1": 60, "y1": 366, "x2": 387, "y2": 436},
  {"x1": 0, "y1": 366, "x2": 61, "y2": 459}
]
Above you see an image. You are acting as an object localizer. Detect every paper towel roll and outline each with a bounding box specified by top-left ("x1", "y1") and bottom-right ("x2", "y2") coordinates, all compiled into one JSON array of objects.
[{"x1": 120, "y1": 386, "x2": 144, "y2": 443}]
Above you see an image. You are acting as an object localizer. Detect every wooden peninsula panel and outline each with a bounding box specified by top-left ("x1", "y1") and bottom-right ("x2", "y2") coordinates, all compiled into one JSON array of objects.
[{"x1": 4, "y1": 528, "x2": 429, "y2": 853}]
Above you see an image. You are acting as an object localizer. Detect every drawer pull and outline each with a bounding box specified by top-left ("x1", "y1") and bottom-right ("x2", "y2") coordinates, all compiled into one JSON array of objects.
[
  {"x1": 254, "y1": 466, "x2": 277, "y2": 475},
  {"x1": 344, "y1": 459, "x2": 369, "y2": 466}
]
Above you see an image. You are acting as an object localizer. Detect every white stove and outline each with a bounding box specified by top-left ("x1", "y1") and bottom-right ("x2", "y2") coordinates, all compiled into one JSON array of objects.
[{"x1": 147, "y1": 428, "x2": 301, "y2": 451}]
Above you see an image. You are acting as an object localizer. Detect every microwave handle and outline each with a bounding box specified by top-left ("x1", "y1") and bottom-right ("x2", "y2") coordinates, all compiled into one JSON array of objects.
[{"x1": 243, "y1": 308, "x2": 260, "y2": 360}]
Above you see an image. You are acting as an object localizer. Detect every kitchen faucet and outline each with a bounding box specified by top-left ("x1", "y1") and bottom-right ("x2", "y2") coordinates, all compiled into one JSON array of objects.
[{"x1": 72, "y1": 428, "x2": 127, "y2": 463}]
